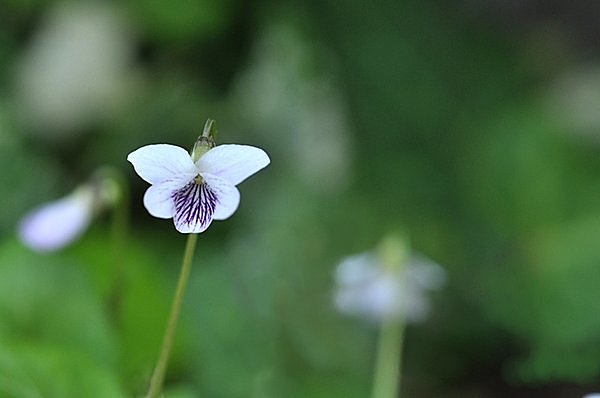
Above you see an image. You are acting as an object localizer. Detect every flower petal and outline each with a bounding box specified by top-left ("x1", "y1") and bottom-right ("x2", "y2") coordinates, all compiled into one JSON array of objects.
[
  {"x1": 127, "y1": 144, "x2": 197, "y2": 186},
  {"x1": 143, "y1": 183, "x2": 176, "y2": 219},
  {"x1": 334, "y1": 276, "x2": 402, "y2": 321},
  {"x1": 172, "y1": 182, "x2": 216, "y2": 233},
  {"x1": 406, "y1": 254, "x2": 446, "y2": 290},
  {"x1": 334, "y1": 253, "x2": 379, "y2": 286},
  {"x1": 18, "y1": 189, "x2": 94, "y2": 252},
  {"x1": 197, "y1": 144, "x2": 270, "y2": 186},
  {"x1": 203, "y1": 173, "x2": 240, "y2": 220}
]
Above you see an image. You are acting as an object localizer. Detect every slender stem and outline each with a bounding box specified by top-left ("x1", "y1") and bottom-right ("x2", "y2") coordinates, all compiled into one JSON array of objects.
[
  {"x1": 371, "y1": 317, "x2": 405, "y2": 398},
  {"x1": 146, "y1": 233, "x2": 198, "y2": 398}
]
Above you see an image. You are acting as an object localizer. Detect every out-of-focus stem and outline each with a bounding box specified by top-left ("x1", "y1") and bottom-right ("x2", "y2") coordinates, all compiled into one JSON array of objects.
[{"x1": 371, "y1": 317, "x2": 405, "y2": 398}]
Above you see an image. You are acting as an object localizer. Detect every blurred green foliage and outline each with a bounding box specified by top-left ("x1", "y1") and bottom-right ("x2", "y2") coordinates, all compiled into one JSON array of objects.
[{"x1": 2, "y1": 0, "x2": 600, "y2": 397}]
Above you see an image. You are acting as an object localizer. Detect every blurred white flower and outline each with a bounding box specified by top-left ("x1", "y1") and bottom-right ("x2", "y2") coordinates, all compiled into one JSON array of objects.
[
  {"x1": 127, "y1": 127, "x2": 270, "y2": 233},
  {"x1": 16, "y1": 2, "x2": 134, "y2": 135},
  {"x1": 18, "y1": 172, "x2": 119, "y2": 252},
  {"x1": 583, "y1": 395, "x2": 600, "y2": 398},
  {"x1": 334, "y1": 251, "x2": 445, "y2": 323}
]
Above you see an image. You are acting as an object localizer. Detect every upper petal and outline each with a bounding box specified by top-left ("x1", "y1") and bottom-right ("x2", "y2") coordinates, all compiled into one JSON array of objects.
[
  {"x1": 202, "y1": 173, "x2": 240, "y2": 220},
  {"x1": 196, "y1": 144, "x2": 270, "y2": 186},
  {"x1": 127, "y1": 144, "x2": 197, "y2": 186},
  {"x1": 334, "y1": 252, "x2": 379, "y2": 286}
]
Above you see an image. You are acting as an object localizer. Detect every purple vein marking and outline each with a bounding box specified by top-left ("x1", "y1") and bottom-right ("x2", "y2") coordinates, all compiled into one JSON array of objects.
[{"x1": 172, "y1": 180, "x2": 217, "y2": 230}]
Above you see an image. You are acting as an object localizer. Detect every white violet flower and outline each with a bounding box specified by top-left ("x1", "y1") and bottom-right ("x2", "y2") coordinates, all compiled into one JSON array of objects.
[
  {"x1": 334, "y1": 251, "x2": 445, "y2": 323},
  {"x1": 127, "y1": 121, "x2": 270, "y2": 233},
  {"x1": 583, "y1": 395, "x2": 600, "y2": 398}
]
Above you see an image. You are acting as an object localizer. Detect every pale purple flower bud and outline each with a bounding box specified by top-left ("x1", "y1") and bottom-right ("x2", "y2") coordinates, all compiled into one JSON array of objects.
[
  {"x1": 18, "y1": 187, "x2": 95, "y2": 252},
  {"x1": 18, "y1": 172, "x2": 119, "y2": 252}
]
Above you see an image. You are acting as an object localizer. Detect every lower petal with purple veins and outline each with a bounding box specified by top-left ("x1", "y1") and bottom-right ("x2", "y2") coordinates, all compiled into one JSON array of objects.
[{"x1": 172, "y1": 181, "x2": 217, "y2": 233}]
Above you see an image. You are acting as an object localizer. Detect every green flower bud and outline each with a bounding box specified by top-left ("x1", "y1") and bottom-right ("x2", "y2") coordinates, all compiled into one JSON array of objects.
[{"x1": 191, "y1": 118, "x2": 217, "y2": 162}]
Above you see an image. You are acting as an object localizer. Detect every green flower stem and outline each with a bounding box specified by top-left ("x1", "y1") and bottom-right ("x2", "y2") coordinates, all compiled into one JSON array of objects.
[
  {"x1": 371, "y1": 317, "x2": 405, "y2": 398},
  {"x1": 146, "y1": 233, "x2": 198, "y2": 398}
]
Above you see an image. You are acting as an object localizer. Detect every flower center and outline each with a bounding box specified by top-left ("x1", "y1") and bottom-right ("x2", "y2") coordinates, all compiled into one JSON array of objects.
[{"x1": 194, "y1": 174, "x2": 204, "y2": 184}]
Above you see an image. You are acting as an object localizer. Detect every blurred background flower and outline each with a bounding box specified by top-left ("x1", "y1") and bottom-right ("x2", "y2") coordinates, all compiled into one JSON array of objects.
[
  {"x1": 334, "y1": 251, "x2": 445, "y2": 323},
  {"x1": 18, "y1": 177, "x2": 107, "y2": 252},
  {"x1": 15, "y1": 2, "x2": 135, "y2": 138},
  {"x1": 2, "y1": 0, "x2": 600, "y2": 397}
]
